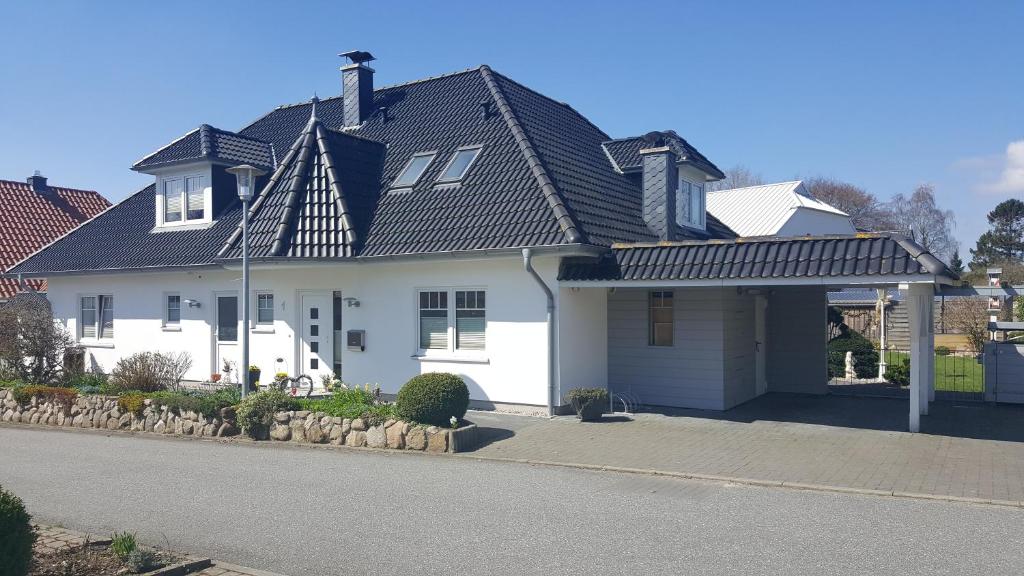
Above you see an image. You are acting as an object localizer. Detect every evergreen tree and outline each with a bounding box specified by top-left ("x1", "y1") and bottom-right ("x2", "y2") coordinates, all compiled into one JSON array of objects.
[
  {"x1": 970, "y1": 199, "x2": 1024, "y2": 267},
  {"x1": 948, "y1": 249, "x2": 964, "y2": 275}
]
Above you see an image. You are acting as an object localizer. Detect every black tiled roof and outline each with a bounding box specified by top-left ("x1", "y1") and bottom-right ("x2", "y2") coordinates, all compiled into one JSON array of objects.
[
  {"x1": 133, "y1": 124, "x2": 275, "y2": 171},
  {"x1": 603, "y1": 132, "x2": 725, "y2": 180},
  {"x1": 558, "y1": 234, "x2": 957, "y2": 283},
  {"x1": 12, "y1": 65, "x2": 735, "y2": 275}
]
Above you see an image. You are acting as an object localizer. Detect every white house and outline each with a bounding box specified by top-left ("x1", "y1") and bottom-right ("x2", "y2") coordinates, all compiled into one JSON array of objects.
[
  {"x1": 8, "y1": 52, "x2": 954, "y2": 430},
  {"x1": 707, "y1": 180, "x2": 856, "y2": 237}
]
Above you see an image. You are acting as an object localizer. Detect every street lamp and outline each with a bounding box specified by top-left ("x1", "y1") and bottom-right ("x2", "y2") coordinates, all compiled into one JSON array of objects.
[{"x1": 226, "y1": 164, "x2": 266, "y2": 398}]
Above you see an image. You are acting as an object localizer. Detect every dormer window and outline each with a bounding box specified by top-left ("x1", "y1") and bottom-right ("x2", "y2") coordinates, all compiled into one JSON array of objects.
[
  {"x1": 154, "y1": 168, "x2": 213, "y2": 228},
  {"x1": 676, "y1": 176, "x2": 705, "y2": 230},
  {"x1": 392, "y1": 152, "x2": 436, "y2": 188},
  {"x1": 437, "y1": 146, "x2": 482, "y2": 183}
]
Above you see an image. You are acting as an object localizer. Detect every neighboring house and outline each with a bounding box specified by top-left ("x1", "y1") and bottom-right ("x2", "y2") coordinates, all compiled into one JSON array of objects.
[
  {"x1": 828, "y1": 288, "x2": 972, "y2": 350},
  {"x1": 0, "y1": 174, "x2": 110, "y2": 303},
  {"x1": 707, "y1": 180, "x2": 855, "y2": 237},
  {"x1": 7, "y1": 52, "x2": 954, "y2": 429}
]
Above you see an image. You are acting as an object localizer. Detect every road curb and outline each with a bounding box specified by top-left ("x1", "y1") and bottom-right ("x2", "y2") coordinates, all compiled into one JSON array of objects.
[
  {"x1": 454, "y1": 453, "x2": 1024, "y2": 510},
  {"x1": 207, "y1": 560, "x2": 291, "y2": 576}
]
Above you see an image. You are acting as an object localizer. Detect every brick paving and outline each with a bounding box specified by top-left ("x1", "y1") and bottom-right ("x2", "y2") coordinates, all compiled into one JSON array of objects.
[{"x1": 466, "y1": 394, "x2": 1024, "y2": 505}]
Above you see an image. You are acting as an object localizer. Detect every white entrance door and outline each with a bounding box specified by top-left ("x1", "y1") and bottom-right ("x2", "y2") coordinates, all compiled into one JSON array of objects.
[
  {"x1": 754, "y1": 295, "x2": 768, "y2": 396},
  {"x1": 299, "y1": 292, "x2": 333, "y2": 382},
  {"x1": 215, "y1": 293, "x2": 240, "y2": 382}
]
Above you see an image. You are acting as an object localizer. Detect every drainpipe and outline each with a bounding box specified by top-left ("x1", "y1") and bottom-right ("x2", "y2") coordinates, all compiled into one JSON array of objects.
[{"x1": 523, "y1": 248, "x2": 556, "y2": 417}]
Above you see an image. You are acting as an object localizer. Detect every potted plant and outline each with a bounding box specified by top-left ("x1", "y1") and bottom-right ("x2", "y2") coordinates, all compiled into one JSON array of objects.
[
  {"x1": 565, "y1": 388, "x2": 609, "y2": 422},
  {"x1": 248, "y1": 365, "x2": 261, "y2": 392},
  {"x1": 210, "y1": 373, "x2": 222, "y2": 383}
]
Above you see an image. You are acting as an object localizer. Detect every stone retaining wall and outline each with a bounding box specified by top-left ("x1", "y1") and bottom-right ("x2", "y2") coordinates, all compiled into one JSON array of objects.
[{"x1": 0, "y1": 389, "x2": 477, "y2": 453}]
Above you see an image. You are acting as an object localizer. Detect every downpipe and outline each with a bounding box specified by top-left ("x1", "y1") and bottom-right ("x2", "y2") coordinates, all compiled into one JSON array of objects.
[{"x1": 523, "y1": 248, "x2": 556, "y2": 417}]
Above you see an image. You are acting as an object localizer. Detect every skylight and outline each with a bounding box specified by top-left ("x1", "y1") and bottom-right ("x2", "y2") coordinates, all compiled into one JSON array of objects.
[
  {"x1": 437, "y1": 146, "x2": 482, "y2": 183},
  {"x1": 392, "y1": 152, "x2": 436, "y2": 188}
]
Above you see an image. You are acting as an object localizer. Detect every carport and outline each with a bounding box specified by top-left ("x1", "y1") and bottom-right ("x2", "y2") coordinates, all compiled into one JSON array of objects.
[{"x1": 558, "y1": 233, "x2": 958, "y2": 432}]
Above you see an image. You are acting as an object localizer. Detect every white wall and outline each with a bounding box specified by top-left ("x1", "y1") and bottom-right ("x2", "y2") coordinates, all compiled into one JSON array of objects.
[
  {"x1": 46, "y1": 254, "x2": 558, "y2": 407},
  {"x1": 557, "y1": 286, "x2": 608, "y2": 404},
  {"x1": 777, "y1": 209, "x2": 856, "y2": 236},
  {"x1": 607, "y1": 287, "x2": 761, "y2": 410}
]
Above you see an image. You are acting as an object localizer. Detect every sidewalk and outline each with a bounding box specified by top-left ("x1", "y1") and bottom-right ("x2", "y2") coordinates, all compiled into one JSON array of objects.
[{"x1": 464, "y1": 394, "x2": 1024, "y2": 506}]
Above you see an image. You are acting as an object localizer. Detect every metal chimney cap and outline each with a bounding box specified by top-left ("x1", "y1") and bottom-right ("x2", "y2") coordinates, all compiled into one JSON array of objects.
[{"x1": 339, "y1": 50, "x2": 375, "y2": 65}]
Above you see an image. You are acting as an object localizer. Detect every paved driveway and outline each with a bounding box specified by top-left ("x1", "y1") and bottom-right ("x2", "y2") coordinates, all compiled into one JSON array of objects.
[
  {"x1": 2, "y1": 425, "x2": 1023, "y2": 576},
  {"x1": 466, "y1": 394, "x2": 1024, "y2": 504}
]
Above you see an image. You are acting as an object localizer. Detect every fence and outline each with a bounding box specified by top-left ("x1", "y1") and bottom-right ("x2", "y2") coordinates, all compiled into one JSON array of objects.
[{"x1": 828, "y1": 346, "x2": 985, "y2": 402}]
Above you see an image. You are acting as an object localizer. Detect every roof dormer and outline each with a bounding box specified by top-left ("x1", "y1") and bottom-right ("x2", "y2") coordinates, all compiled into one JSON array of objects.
[{"x1": 133, "y1": 124, "x2": 275, "y2": 229}]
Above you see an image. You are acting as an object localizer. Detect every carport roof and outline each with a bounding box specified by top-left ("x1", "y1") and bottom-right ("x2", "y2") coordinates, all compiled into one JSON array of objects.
[{"x1": 558, "y1": 233, "x2": 958, "y2": 284}]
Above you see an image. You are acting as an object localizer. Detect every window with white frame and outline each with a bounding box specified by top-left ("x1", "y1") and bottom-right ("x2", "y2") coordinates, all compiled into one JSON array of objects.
[
  {"x1": 162, "y1": 174, "x2": 205, "y2": 224},
  {"x1": 165, "y1": 294, "x2": 181, "y2": 326},
  {"x1": 418, "y1": 288, "x2": 486, "y2": 353},
  {"x1": 648, "y1": 290, "x2": 673, "y2": 347},
  {"x1": 392, "y1": 152, "x2": 437, "y2": 188},
  {"x1": 675, "y1": 176, "x2": 705, "y2": 229},
  {"x1": 437, "y1": 146, "x2": 482, "y2": 183},
  {"x1": 256, "y1": 292, "x2": 274, "y2": 325},
  {"x1": 81, "y1": 295, "x2": 114, "y2": 339}
]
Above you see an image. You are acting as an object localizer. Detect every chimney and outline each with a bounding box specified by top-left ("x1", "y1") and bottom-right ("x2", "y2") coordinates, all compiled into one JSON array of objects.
[
  {"x1": 639, "y1": 133, "x2": 678, "y2": 241},
  {"x1": 27, "y1": 171, "x2": 48, "y2": 194},
  {"x1": 339, "y1": 50, "x2": 376, "y2": 127}
]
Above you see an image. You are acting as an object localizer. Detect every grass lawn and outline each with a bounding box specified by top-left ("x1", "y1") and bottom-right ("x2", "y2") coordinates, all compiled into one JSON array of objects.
[{"x1": 883, "y1": 351, "x2": 985, "y2": 393}]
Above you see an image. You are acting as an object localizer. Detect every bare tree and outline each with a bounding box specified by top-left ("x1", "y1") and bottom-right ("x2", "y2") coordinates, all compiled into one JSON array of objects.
[
  {"x1": 804, "y1": 176, "x2": 892, "y2": 230},
  {"x1": 884, "y1": 184, "x2": 958, "y2": 262},
  {"x1": 706, "y1": 165, "x2": 765, "y2": 192},
  {"x1": 944, "y1": 298, "x2": 989, "y2": 354},
  {"x1": 0, "y1": 297, "x2": 76, "y2": 384}
]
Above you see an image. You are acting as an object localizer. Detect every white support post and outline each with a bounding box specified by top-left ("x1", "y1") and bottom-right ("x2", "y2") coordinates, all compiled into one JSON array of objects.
[
  {"x1": 877, "y1": 288, "x2": 887, "y2": 379},
  {"x1": 927, "y1": 294, "x2": 936, "y2": 403},
  {"x1": 908, "y1": 283, "x2": 931, "y2": 432}
]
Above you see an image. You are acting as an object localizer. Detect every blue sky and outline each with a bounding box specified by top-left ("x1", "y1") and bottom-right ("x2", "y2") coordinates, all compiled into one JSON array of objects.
[{"x1": 1, "y1": 0, "x2": 1021, "y2": 255}]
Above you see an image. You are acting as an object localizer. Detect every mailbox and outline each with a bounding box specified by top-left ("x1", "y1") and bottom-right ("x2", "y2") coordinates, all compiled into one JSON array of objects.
[{"x1": 347, "y1": 330, "x2": 365, "y2": 352}]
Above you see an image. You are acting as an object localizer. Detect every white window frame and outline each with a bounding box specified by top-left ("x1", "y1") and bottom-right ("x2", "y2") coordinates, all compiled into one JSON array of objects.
[
  {"x1": 676, "y1": 175, "x2": 706, "y2": 230},
  {"x1": 414, "y1": 287, "x2": 487, "y2": 358},
  {"x1": 436, "y1": 145, "x2": 483, "y2": 183},
  {"x1": 648, "y1": 290, "x2": 674, "y2": 347},
  {"x1": 154, "y1": 168, "x2": 213, "y2": 228},
  {"x1": 163, "y1": 292, "x2": 181, "y2": 331},
  {"x1": 255, "y1": 291, "x2": 275, "y2": 327},
  {"x1": 79, "y1": 294, "x2": 114, "y2": 341},
  {"x1": 391, "y1": 151, "x2": 437, "y2": 189}
]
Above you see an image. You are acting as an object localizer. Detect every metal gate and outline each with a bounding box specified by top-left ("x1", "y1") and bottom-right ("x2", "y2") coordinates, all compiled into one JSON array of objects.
[
  {"x1": 983, "y1": 342, "x2": 1024, "y2": 404},
  {"x1": 828, "y1": 346, "x2": 986, "y2": 403}
]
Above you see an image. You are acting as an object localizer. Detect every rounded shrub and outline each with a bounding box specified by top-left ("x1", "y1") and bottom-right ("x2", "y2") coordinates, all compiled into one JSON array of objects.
[
  {"x1": 827, "y1": 329, "x2": 879, "y2": 378},
  {"x1": 395, "y1": 372, "x2": 470, "y2": 426},
  {"x1": 236, "y1": 389, "x2": 298, "y2": 437},
  {"x1": 0, "y1": 484, "x2": 37, "y2": 576},
  {"x1": 935, "y1": 345, "x2": 951, "y2": 356}
]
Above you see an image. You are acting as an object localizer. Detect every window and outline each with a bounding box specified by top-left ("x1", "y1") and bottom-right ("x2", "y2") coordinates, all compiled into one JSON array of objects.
[
  {"x1": 392, "y1": 152, "x2": 436, "y2": 188},
  {"x1": 256, "y1": 292, "x2": 274, "y2": 325},
  {"x1": 418, "y1": 290, "x2": 448, "y2": 350},
  {"x1": 80, "y1": 295, "x2": 114, "y2": 339},
  {"x1": 162, "y1": 174, "x2": 205, "y2": 224},
  {"x1": 649, "y1": 291, "x2": 673, "y2": 347},
  {"x1": 418, "y1": 288, "x2": 487, "y2": 353},
  {"x1": 437, "y1": 147, "x2": 482, "y2": 182},
  {"x1": 166, "y1": 294, "x2": 181, "y2": 326},
  {"x1": 217, "y1": 295, "x2": 238, "y2": 342},
  {"x1": 676, "y1": 177, "x2": 705, "y2": 229}
]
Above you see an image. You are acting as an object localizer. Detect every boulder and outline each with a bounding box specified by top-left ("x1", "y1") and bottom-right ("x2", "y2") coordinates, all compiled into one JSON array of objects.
[
  {"x1": 342, "y1": 419, "x2": 352, "y2": 434},
  {"x1": 351, "y1": 418, "x2": 366, "y2": 431},
  {"x1": 294, "y1": 411, "x2": 310, "y2": 419},
  {"x1": 345, "y1": 430, "x2": 367, "y2": 447},
  {"x1": 329, "y1": 424, "x2": 345, "y2": 444},
  {"x1": 204, "y1": 423, "x2": 217, "y2": 437},
  {"x1": 217, "y1": 422, "x2": 238, "y2": 437},
  {"x1": 182, "y1": 420, "x2": 194, "y2": 435},
  {"x1": 144, "y1": 414, "x2": 156, "y2": 432},
  {"x1": 426, "y1": 429, "x2": 449, "y2": 453},
  {"x1": 71, "y1": 414, "x2": 84, "y2": 427},
  {"x1": 153, "y1": 420, "x2": 166, "y2": 434},
  {"x1": 365, "y1": 425, "x2": 387, "y2": 448},
  {"x1": 289, "y1": 419, "x2": 306, "y2": 442},
  {"x1": 385, "y1": 422, "x2": 405, "y2": 449},
  {"x1": 306, "y1": 423, "x2": 325, "y2": 444},
  {"x1": 274, "y1": 412, "x2": 290, "y2": 423},
  {"x1": 320, "y1": 416, "x2": 331, "y2": 428},
  {"x1": 106, "y1": 417, "x2": 119, "y2": 430},
  {"x1": 270, "y1": 424, "x2": 292, "y2": 441},
  {"x1": 220, "y1": 406, "x2": 237, "y2": 422},
  {"x1": 405, "y1": 427, "x2": 427, "y2": 450}
]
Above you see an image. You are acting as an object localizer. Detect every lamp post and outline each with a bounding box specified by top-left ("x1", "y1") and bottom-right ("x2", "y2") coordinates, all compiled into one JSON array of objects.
[{"x1": 226, "y1": 164, "x2": 266, "y2": 398}]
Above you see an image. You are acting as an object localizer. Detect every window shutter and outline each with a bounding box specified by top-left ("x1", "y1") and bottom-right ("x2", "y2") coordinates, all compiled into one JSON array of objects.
[
  {"x1": 164, "y1": 179, "x2": 183, "y2": 222},
  {"x1": 186, "y1": 176, "x2": 204, "y2": 220},
  {"x1": 81, "y1": 297, "x2": 96, "y2": 338},
  {"x1": 419, "y1": 315, "x2": 448, "y2": 349},
  {"x1": 99, "y1": 295, "x2": 114, "y2": 339},
  {"x1": 455, "y1": 290, "x2": 486, "y2": 350}
]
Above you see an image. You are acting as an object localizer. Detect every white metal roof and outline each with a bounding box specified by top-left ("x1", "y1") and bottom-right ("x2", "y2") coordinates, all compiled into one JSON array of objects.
[{"x1": 706, "y1": 180, "x2": 851, "y2": 237}]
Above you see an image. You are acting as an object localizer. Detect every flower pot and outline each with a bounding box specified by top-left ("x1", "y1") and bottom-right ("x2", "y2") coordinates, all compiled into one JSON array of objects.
[
  {"x1": 577, "y1": 401, "x2": 605, "y2": 422},
  {"x1": 248, "y1": 369, "x2": 261, "y2": 392}
]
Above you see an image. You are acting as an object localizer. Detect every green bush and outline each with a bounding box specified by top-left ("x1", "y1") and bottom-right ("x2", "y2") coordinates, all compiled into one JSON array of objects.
[
  {"x1": 565, "y1": 388, "x2": 608, "y2": 421},
  {"x1": 236, "y1": 389, "x2": 298, "y2": 436},
  {"x1": 118, "y1": 392, "x2": 146, "y2": 415},
  {"x1": 827, "y1": 330, "x2": 879, "y2": 378},
  {"x1": 935, "y1": 346, "x2": 951, "y2": 356},
  {"x1": 110, "y1": 530, "x2": 137, "y2": 560},
  {"x1": 395, "y1": 372, "x2": 469, "y2": 426},
  {"x1": 110, "y1": 353, "x2": 167, "y2": 392},
  {"x1": 68, "y1": 371, "x2": 108, "y2": 391},
  {"x1": 886, "y1": 358, "x2": 910, "y2": 387},
  {"x1": 296, "y1": 387, "x2": 392, "y2": 421},
  {"x1": 0, "y1": 485, "x2": 36, "y2": 576},
  {"x1": 11, "y1": 385, "x2": 77, "y2": 408}
]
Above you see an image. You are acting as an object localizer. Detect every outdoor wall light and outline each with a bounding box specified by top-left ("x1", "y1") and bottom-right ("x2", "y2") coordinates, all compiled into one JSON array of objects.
[{"x1": 343, "y1": 297, "x2": 361, "y2": 308}]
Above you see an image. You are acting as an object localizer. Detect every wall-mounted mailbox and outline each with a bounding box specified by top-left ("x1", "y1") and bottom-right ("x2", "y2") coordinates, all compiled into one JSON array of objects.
[{"x1": 347, "y1": 330, "x2": 366, "y2": 352}]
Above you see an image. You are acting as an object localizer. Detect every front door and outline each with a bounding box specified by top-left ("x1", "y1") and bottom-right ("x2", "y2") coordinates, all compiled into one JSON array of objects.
[
  {"x1": 300, "y1": 292, "x2": 333, "y2": 382},
  {"x1": 754, "y1": 295, "x2": 768, "y2": 396},
  {"x1": 215, "y1": 293, "x2": 240, "y2": 382}
]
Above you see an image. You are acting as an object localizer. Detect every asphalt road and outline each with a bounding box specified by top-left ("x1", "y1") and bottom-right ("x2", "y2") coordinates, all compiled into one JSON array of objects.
[{"x1": 1, "y1": 425, "x2": 1022, "y2": 576}]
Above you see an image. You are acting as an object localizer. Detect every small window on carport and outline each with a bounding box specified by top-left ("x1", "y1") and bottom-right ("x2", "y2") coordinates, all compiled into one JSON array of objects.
[{"x1": 649, "y1": 290, "x2": 674, "y2": 346}]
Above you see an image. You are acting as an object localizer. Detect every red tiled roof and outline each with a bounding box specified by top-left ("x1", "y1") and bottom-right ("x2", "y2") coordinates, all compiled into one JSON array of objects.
[{"x1": 0, "y1": 179, "x2": 110, "y2": 299}]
